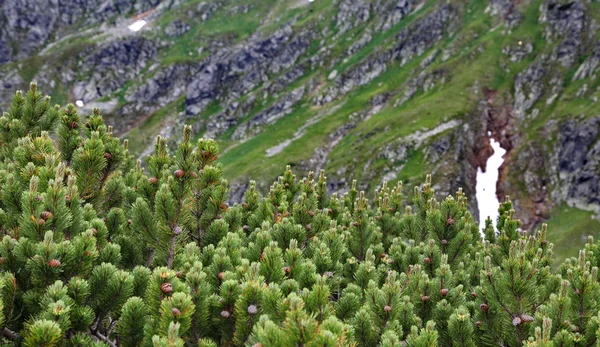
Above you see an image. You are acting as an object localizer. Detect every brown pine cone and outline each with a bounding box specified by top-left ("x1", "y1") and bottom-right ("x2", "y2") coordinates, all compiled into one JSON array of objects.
[
  {"x1": 160, "y1": 282, "x2": 173, "y2": 294},
  {"x1": 40, "y1": 211, "x2": 53, "y2": 220},
  {"x1": 520, "y1": 314, "x2": 534, "y2": 323},
  {"x1": 48, "y1": 259, "x2": 61, "y2": 268}
]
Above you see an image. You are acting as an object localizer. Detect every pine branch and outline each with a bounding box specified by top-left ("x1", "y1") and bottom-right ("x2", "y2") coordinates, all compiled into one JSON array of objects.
[
  {"x1": 0, "y1": 327, "x2": 19, "y2": 340},
  {"x1": 90, "y1": 329, "x2": 117, "y2": 347},
  {"x1": 167, "y1": 230, "x2": 177, "y2": 269},
  {"x1": 146, "y1": 248, "x2": 155, "y2": 267},
  {"x1": 106, "y1": 318, "x2": 118, "y2": 339}
]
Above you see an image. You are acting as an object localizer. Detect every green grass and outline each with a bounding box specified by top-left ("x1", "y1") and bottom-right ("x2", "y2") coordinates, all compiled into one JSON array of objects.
[
  {"x1": 19, "y1": 56, "x2": 45, "y2": 82},
  {"x1": 124, "y1": 96, "x2": 186, "y2": 156},
  {"x1": 396, "y1": 149, "x2": 427, "y2": 184},
  {"x1": 158, "y1": 0, "x2": 277, "y2": 64},
  {"x1": 545, "y1": 205, "x2": 600, "y2": 268},
  {"x1": 49, "y1": 81, "x2": 68, "y2": 106}
]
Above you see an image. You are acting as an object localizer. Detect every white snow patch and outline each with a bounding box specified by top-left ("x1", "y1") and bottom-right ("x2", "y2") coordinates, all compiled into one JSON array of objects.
[
  {"x1": 128, "y1": 20, "x2": 147, "y2": 32},
  {"x1": 75, "y1": 100, "x2": 84, "y2": 107},
  {"x1": 476, "y1": 137, "x2": 507, "y2": 236}
]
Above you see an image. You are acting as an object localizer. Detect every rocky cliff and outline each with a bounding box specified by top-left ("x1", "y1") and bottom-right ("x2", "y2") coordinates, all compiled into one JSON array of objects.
[{"x1": 1, "y1": 0, "x2": 600, "y2": 252}]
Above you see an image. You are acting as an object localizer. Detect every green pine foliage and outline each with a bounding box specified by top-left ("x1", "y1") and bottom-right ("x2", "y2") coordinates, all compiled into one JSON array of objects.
[{"x1": 2, "y1": 84, "x2": 600, "y2": 346}]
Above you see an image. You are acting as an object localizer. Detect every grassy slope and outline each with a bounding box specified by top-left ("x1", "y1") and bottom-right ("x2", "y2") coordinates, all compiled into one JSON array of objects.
[
  {"x1": 217, "y1": 0, "x2": 445, "y2": 182},
  {"x1": 125, "y1": 96, "x2": 186, "y2": 155},
  {"x1": 216, "y1": 0, "x2": 493, "y2": 185},
  {"x1": 545, "y1": 205, "x2": 600, "y2": 268}
]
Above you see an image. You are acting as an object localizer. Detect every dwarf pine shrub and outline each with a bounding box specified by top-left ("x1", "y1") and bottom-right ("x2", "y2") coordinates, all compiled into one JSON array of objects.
[{"x1": 1, "y1": 84, "x2": 600, "y2": 346}]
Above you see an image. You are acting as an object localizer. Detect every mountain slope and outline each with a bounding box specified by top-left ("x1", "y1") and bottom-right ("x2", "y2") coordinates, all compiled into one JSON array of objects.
[{"x1": 1, "y1": 0, "x2": 600, "y2": 261}]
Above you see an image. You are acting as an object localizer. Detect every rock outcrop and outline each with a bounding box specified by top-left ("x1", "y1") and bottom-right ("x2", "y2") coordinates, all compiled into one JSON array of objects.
[
  {"x1": 556, "y1": 117, "x2": 600, "y2": 212},
  {"x1": 73, "y1": 38, "x2": 159, "y2": 102},
  {"x1": 185, "y1": 26, "x2": 312, "y2": 116},
  {"x1": 0, "y1": 0, "x2": 160, "y2": 62},
  {"x1": 540, "y1": 0, "x2": 585, "y2": 68},
  {"x1": 315, "y1": 4, "x2": 457, "y2": 105}
]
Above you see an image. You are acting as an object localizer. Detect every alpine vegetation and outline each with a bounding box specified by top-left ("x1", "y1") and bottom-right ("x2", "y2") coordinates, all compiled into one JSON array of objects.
[{"x1": 1, "y1": 85, "x2": 600, "y2": 346}]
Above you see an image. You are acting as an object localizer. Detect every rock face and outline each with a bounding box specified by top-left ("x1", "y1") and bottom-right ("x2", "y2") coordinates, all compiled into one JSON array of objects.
[
  {"x1": 497, "y1": 116, "x2": 600, "y2": 229},
  {"x1": 231, "y1": 86, "x2": 307, "y2": 140},
  {"x1": 164, "y1": 20, "x2": 191, "y2": 37},
  {"x1": 315, "y1": 4, "x2": 457, "y2": 105},
  {"x1": 0, "y1": 70, "x2": 25, "y2": 102},
  {"x1": 0, "y1": 0, "x2": 160, "y2": 63},
  {"x1": 513, "y1": 61, "x2": 545, "y2": 120},
  {"x1": 185, "y1": 26, "x2": 312, "y2": 117},
  {"x1": 375, "y1": 0, "x2": 414, "y2": 32},
  {"x1": 126, "y1": 64, "x2": 192, "y2": 109},
  {"x1": 556, "y1": 117, "x2": 600, "y2": 212},
  {"x1": 336, "y1": 0, "x2": 371, "y2": 34},
  {"x1": 573, "y1": 42, "x2": 600, "y2": 81},
  {"x1": 540, "y1": 0, "x2": 585, "y2": 68},
  {"x1": 73, "y1": 38, "x2": 158, "y2": 102}
]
